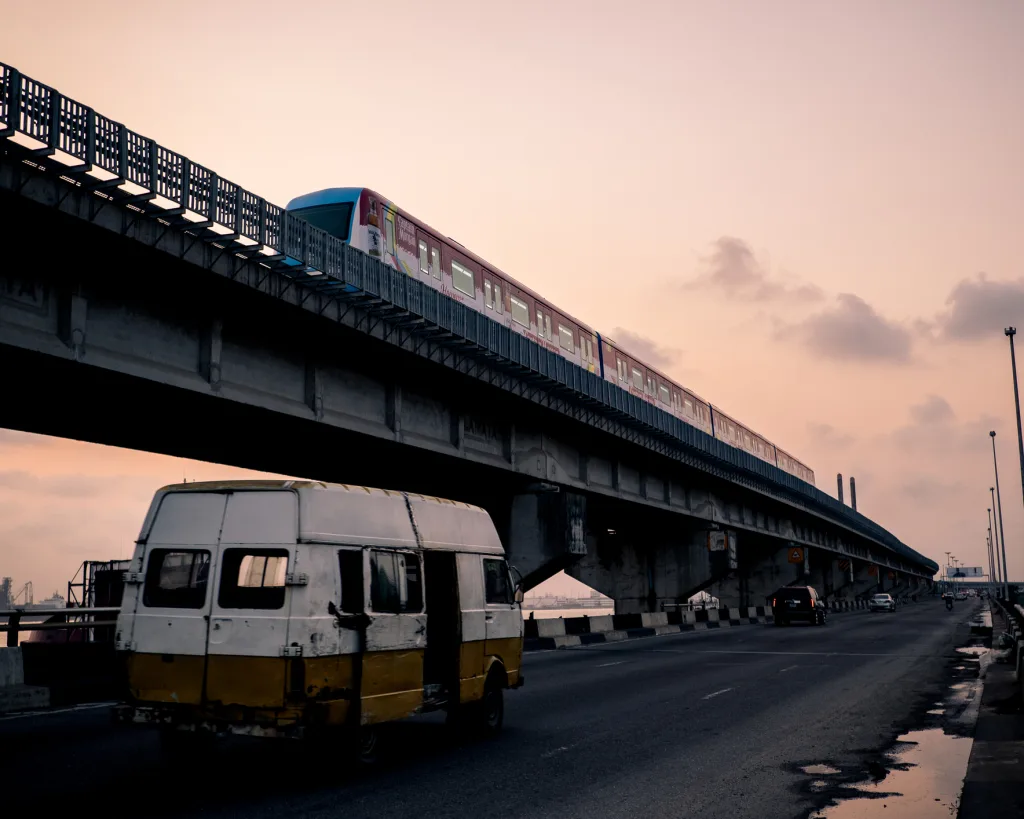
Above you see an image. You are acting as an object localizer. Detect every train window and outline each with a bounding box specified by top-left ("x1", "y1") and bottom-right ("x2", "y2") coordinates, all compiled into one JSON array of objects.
[
  {"x1": 659, "y1": 385, "x2": 671, "y2": 404},
  {"x1": 646, "y1": 376, "x2": 655, "y2": 395},
  {"x1": 558, "y1": 324, "x2": 574, "y2": 352},
  {"x1": 544, "y1": 315, "x2": 552, "y2": 340},
  {"x1": 418, "y1": 240, "x2": 429, "y2": 274},
  {"x1": 431, "y1": 247, "x2": 440, "y2": 279},
  {"x1": 485, "y1": 280, "x2": 493, "y2": 308},
  {"x1": 618, "y1": 358, "x2": 628, "y2": 382},
  {"x1": 536, "y1": 309, "x2": 543, "y2": 332},
  {"x1": 510, "y1": 296, "x2": 529, "y2": 327},
  {"x1": 632, "y1": 368, "x2": 643, "y2": 390},
  {"x1": 452, "y1": 261, "x2": 475, "y2": 297},
  {"x1": 494, "y1": 283, "x2": 502, "y2": 313},
  {"x1": 385, "y1": 212, "x2": 396, "y2": 255}
]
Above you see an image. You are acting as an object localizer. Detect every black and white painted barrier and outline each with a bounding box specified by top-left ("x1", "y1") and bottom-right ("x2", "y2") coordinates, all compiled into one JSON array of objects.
[{"x1": 524, "y1": 596, "x2": 917, "y2": 651}]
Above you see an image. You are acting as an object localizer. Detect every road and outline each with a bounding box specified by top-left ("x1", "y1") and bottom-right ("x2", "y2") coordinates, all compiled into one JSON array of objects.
[{"x1": 3, "y1": 600, "x2": 976, "y2": 819}]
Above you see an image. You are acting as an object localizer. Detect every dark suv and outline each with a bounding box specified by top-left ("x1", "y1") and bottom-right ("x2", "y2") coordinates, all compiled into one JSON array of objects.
[{"x1": 771, "y1": 586, "x2": 827, "y2": 626}]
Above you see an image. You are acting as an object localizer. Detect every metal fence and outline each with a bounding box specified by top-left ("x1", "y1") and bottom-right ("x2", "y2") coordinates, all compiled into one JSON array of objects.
[
  {"x1": 1, "y1": 607, "x2": 120, "y2": 647},
  {"x1": 0, "y1": 61, "x2": 938, "y2": 575}
]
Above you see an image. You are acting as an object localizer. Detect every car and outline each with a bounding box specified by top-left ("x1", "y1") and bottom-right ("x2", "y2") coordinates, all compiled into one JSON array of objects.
[
  {"x1": 955, "y1": 591, "x2": 967, "y2": 601},
  {"x1": 868, "y1": 593, "x2": 896, "y2": 612},
  {"x1": 771, "y1": 586, "x2": 827, "y2": 626}
]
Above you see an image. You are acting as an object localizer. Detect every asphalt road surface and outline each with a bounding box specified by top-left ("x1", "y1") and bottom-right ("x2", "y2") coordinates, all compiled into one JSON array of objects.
[{"x1": 3, "y1": 600, "x2": 977, "y2": 819}]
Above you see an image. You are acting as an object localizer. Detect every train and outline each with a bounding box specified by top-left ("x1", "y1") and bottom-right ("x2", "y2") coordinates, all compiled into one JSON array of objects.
[{"x1": 285, "y1": 187, "x2": 816, "y2": 486}]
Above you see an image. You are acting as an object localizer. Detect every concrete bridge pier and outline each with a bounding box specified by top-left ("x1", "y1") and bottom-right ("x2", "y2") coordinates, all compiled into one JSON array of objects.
[
  {"x1": 496, "y1": 488, "x2": 588, "y2": 591},
  {"x1": 566, "y1": 522, "x2": 716, "y2": 615}
]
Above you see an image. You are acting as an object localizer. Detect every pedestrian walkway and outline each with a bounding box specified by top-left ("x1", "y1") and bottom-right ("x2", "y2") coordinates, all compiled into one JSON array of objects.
[{"x1": 958, "y1": 605, "x2": 1024, "y2": 817}]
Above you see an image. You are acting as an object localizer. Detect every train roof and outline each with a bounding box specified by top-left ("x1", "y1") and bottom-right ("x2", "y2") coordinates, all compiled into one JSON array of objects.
[
  {"x1": 287, "y1": 187, "x2": 600, "y2": 338},
  {"x1": 286, "y1": 188, "x2": 816, "y2": 479}
]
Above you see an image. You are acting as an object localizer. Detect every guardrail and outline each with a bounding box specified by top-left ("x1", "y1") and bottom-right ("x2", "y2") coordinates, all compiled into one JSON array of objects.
[
  {"x1": 0, "y1": 61, "x2": 938, "y2": 576},
  {"x1": 0, "y1": 607, "x2": 120, "y2": 647}
]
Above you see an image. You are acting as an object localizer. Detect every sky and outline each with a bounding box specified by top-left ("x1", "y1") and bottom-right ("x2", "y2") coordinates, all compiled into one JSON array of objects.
[{"x1": 2, "y1": 0, "x2": 1024, "y2": 597}]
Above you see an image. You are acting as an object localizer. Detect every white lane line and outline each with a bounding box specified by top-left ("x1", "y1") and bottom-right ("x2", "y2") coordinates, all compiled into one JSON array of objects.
[
  {"x1": 541, "y1": 744, "x2": 576, "y2": 758},
  {"x1": 696, "y1": 649, "x2": 916, "y2": 657},
  {"x1": 0, "y1": 701, "x2": 117, "y2": 722},
  {"x1": 595, "y1": 660, "x2": 626, "y2": 668},
  {"x1": 779, "y1": 664, "x2": 800, "y2": 673},
  {"x1": 702, "y1": 687, "x2": 734, "y2": 700}
]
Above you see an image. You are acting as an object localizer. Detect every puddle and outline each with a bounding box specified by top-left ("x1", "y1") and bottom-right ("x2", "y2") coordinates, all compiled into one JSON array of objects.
[
  {"x1": 807, "y1": 728, "x2": 973, "y2": 818},
  {"x1": 926, "y1": 709, "x2": 944, "y2": 715},
  {"x1": 956, "y1": 646, "x2": 988, "y2": 657},
  {"x1": 802, "y1": 764, "x2": 841, "y2": 776}
]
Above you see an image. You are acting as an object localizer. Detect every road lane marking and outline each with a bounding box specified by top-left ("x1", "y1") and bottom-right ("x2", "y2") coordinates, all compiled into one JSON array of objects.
[
  {"x1": 595, "y1": 661, "x2": 626, "y2": 668},
  {"x1": 779, "y1": 664, "x2": 800, "y2": 672},
  {"x1": 702, "y1": 687, "x2": 734, "y2": 700}
]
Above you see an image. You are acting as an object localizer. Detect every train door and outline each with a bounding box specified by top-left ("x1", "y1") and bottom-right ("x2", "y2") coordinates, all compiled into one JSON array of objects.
[{"x1": 360, "y1": 547, "x2": 427, "y2": 724}]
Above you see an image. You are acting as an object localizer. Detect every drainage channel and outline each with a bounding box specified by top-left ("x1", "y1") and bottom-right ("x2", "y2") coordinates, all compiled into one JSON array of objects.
[{"x1": 797, "y1": 629, "x2": 989, "y2": 818}]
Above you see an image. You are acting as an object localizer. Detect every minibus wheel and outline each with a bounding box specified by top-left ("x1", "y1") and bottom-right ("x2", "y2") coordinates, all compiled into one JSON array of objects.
[
  {"x1": 480, "y1": 678, "x2": 504, "y2": 735},
  {"x1": 355, "y1": 725, "x2": 379, "y2": 765}
]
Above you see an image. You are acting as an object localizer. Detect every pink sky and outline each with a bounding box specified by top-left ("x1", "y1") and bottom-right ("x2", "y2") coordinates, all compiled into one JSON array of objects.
[{"x1": 3, "y1": 1, "x2": 1024, "y2": 596}]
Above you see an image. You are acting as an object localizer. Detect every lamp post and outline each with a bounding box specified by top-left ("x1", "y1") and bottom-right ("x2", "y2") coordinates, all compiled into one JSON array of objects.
[
  {"x1": 991, "y1": 431, "x2": 1010, "y2": 600},
  {"x1": 990, "y1": 487, "x2": 1002, "y2": 585},
  {"x1": 988, "y1": 507, "x2": 997, "y2": 587},
  {"x1": 1006, "y1": 327, "x2": 1023, "y2": 594}
]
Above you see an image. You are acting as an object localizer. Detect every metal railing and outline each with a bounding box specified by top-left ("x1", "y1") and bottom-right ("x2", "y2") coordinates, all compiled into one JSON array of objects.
[
  {"x1": 0, "y1": 60, "x2": 938, "y2": 576},
  {"x1": 0, "y1": 607, "x2": 120, "y2": 647}
]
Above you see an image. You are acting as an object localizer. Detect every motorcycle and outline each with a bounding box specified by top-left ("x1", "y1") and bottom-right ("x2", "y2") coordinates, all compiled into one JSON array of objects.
[{"x1": 945, "y1": 595, "x2": 954, "y2": 611}]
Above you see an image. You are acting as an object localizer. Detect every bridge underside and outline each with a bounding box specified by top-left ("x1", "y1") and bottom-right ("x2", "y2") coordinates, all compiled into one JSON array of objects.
[{"x1": 0, "y1": 163, "x2": 935, "y2": 602}]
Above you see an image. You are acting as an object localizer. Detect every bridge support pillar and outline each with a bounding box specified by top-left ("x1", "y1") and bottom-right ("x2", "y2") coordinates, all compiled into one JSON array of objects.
[
  {"x1": 567, "y1": 524, "x2": 713, "y2": 615},
  {"x1": 501, "y1": 489, "x2": 587, "y2": 591}
]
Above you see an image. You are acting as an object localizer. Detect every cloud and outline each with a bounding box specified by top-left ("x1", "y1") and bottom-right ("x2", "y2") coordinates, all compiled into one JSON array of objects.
[
  {"x1": 682, "y1": 237, "x2": 824, "y2": 303},
  {"x1": 936, "y1": 274, "x2": 1024, "y2": 341},
  {"x1": 0, "y1": 429, "x2": 55, "y2": 448},
  {"x1": 899, "y1": 477, "x2": 967, "y2": 503},
  {"x1": 806, "y1": 422, "x2": 855, "y2": 449},
  {"x1": 0, "y1": 470, "x2": 159, "y2": 501},
  {"x1": 775, "y1": 293, "x2": 913, "y2": 363},
  {"x1": 610, "y1": 327, "x2": 681, "y2": 371},
  {"x1": 909, "y1": 395, "x2": 955, "y2": 425}
]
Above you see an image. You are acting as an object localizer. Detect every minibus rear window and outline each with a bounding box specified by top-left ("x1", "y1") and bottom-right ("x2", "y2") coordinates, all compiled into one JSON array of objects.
[
  {"x1": 218, "y1": 549, "x2": 289, "y2": 610},
  {"x1": 143, "y1": 550, "x2": 211, "y2": 609}
]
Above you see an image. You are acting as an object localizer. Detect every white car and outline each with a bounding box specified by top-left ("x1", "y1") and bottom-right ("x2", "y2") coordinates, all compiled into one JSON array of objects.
[{"x1": 868, "y1": 593, "x2": 896, "y2": 612}]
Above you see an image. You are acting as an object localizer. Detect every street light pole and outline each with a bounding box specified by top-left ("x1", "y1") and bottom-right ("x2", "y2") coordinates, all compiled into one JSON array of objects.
[
  {"x1": 991, "y1": 431, "x2": 1010, "y2": 600},
  {"x1": 988, "y1": 507, "x2": 997, "y2": 587},
  {"x1": 990, "y1": 487, "x2": 1002, "y2": 585},
  {"x1": 1006, "y1": 327, "x2": 1024, "y2": 595}
]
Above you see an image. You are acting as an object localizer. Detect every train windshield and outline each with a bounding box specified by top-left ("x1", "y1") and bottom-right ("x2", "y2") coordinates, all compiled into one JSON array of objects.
[{"x1": 290, "y1": 202, "x2": 354, "y2": 242}]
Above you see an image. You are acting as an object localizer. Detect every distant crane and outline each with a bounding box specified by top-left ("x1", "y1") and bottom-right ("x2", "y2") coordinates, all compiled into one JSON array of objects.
[{"x1": 11, "y1": 581, "x2": 33, "y2": 606}]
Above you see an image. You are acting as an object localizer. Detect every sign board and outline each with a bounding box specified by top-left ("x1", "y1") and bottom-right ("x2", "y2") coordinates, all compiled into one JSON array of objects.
[
  {"x1": 727, "y1": 532, "x2": 738, "y2": 570},
  {"x1": 787, "y1": 547, "x2": 804, "y2": 564},
  {"x1": 868, "y1": 565, "x2": 878, "y2": 576},
  {"x1": 946, "y1": 566, "x2": 983, "y2": 578},
  {"x1": 708, "y1": 531, "x2": 726, "y2": 552}
]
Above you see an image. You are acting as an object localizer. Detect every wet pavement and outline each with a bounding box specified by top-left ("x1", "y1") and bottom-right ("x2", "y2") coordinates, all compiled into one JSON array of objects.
[{"x1": 800, "y1": 603, "x2": 988, "y2": 818}]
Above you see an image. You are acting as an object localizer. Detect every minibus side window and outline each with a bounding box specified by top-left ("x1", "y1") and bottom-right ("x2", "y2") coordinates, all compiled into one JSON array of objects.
[
  {"x1": 143, "y1": 549, "x2": 211, "y2": 609},
  {"x1": 218, "y1": 548, "x2": 289, "y2": 610},
  {"x1": 370, "y1": 550, "x2": 423, "y2": 613},
  {"x1": 483, "y1": 558, "x2": 513, "y2": 605},
  {"x1": 338, "y1": 549, "x2": 364, "y2": 613}
]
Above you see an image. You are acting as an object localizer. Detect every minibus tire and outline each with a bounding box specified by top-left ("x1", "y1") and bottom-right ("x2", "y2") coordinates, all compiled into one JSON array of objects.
[
  {"x1": 353, "y1": 725, "x2": 379, "y2": 765},
  {"x1": 480, "y1": 680, "x2": 504, "y2": 736}
]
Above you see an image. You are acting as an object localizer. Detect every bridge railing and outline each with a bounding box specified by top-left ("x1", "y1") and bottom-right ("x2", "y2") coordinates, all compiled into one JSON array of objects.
[
  {"x1": 0, "y1": 607, "x2": 120, "y2": 647},
  {"x1": 0, "y1": 61, "x2": 936, "y2": 575}
]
